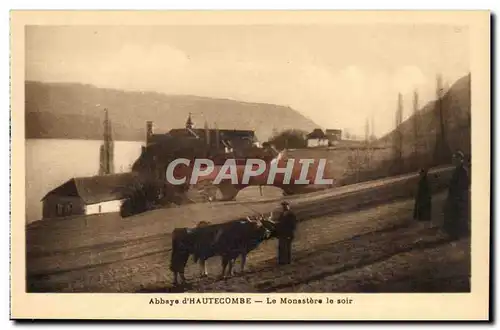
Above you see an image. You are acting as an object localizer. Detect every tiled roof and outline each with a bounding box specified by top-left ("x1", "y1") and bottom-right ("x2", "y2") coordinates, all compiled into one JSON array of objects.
[
  {"x1": 307, "y1": 128, "x2": 327, "y2": 139},
  {"x1": 41, "y1": 172, "x2": 141, "y2": 204}
]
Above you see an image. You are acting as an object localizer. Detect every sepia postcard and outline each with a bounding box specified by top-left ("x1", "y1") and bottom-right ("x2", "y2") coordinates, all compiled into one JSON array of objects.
[{"x1": 10, "y1": 10, "x2": 491, "y2": 321}]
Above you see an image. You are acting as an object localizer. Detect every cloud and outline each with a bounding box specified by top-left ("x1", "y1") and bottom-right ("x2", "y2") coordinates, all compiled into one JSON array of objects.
[
  {"x1": 96, "y1": 44, "x2": 190, "y2": 89},
  {"x1": 391, "y1": 65, "x2": 427, "y2": 94},
  {"x1": 26, "y1": 25, "x2": 469, "y2": 138}
]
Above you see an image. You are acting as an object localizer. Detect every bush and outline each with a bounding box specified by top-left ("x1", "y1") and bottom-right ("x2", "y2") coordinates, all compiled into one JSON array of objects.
[
  {"x1": 120, "y1": 177, "x2": 165, "y2": 218},
  {"x1": 268, "y1": 129, "x2": 308, "y2": 150}
]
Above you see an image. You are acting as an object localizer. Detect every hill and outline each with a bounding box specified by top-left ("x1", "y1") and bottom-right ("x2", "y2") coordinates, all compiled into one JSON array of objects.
[
  {"x1": 25, "y1": 81, "x2": 320, "y2": 142},
  {"x1": 376, "y1": 73, "x2": 471, "y2": 163}
]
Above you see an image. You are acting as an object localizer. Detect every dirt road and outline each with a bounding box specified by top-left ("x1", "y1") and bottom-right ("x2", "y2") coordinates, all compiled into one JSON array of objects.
[
  {"x1": 28, "y1": 189, "x2": 470, "y2": 293},
  {"x1": 139, "y1": 191, "x2": 469, "y2": 293}
]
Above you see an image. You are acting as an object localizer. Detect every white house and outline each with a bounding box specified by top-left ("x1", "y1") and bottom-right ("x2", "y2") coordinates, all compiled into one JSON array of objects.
[
  {"x1": 41, "y1": 172, "x2": 140, "y2": 219},
  {"x1": 306, "y1": 128, "x2": 329, "y2": 148}
]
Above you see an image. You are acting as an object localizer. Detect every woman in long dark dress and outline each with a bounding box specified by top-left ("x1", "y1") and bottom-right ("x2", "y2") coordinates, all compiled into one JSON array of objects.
[
  {"x1": 414, "y1": 168, "x2": 432, "y2": 225},
  {"x1": 443, "y1": 151, "x2": 470, "y2": 239}
]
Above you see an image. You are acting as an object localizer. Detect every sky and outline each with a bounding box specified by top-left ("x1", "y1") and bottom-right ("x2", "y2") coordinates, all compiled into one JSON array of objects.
[{"x1": 25, "y1": 24, "x2": 470, "y2": 137}]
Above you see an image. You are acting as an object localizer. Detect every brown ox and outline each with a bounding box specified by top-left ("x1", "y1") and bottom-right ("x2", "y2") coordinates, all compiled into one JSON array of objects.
[{"x1": 169, "y1": 214, "x2": 276, "y2": 286}]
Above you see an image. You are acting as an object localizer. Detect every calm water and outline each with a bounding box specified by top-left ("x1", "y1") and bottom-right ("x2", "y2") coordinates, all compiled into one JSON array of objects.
[{"x1": 25, "y1": 139, "x2": 144, "y2": 223}]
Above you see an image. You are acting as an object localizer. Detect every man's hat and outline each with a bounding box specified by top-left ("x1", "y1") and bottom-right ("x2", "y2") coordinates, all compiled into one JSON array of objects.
[{"x1": 453, "y1": 150, "x2": 465, "y2": 159}]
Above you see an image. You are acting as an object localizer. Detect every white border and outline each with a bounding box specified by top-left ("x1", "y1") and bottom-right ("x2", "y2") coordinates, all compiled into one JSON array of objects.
[{"x1": 4, "y1": 1, "x2": 497, "y2": 329}]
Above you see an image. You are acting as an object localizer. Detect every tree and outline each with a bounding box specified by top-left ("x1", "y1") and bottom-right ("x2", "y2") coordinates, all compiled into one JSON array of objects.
[
  {"x1": 413, "y1": 89, "x2": 420, "y2": 166},
  {"x1": 392, "y1": 93, "x2": 404, "y2": 172},
  {"x1": 268, "y1": 129, "x2": 308, "y2": 150},
  {"x1": 99, "y1": 108, "x2": 114, "y2": 175},
  {"x1": 347, "y1": 148, "x2": 372, "y2": 183},
  {"x1": 364, "y1": 118, "x2": 370, "y2": 143},
  {"x1": 370, "y1": 115, "x2": 376, "y2": 141},
  {"x1": 204, "y1": 120, "x2": 210, "y2": 146},
  {"x1": 119, "y1": 176, "x2": 165, "y2": 217},
  {"x1": 364, "y1": 117, "x2": 373, "y2": 169},
  {"x1": 433, "y1": 74, "x2": 452, "y2": 165},
  {"x1": 214, "y1": 121, "x2": 220, "y2": 150}
]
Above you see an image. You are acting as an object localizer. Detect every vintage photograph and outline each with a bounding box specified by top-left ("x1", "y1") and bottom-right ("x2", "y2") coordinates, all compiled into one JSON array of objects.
[{"x1": 10, "y1": 10, "x2": 490, "y2": 320}]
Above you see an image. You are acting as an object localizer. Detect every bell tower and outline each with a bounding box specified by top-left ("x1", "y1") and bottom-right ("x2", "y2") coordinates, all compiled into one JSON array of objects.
[{"x1": 185, "y1": 112, "x2": 194, "y2": 129}]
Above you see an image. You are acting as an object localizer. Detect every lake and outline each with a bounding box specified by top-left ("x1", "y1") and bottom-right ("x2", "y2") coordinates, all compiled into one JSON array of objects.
[{"x1": 25, "y1": 139, "x2": 144, "y2": 223}]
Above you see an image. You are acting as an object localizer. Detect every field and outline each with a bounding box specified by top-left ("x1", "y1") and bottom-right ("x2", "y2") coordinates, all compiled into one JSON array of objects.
[
  {"x1": 286, "y1": 146, "x2": 395, "y2": 185},
  {"x1": 26, "y1": 165, "x2": 469, "y2": 293},
  {"x1": 144, "y1": 192, "x2": 470, "y2": 293}
]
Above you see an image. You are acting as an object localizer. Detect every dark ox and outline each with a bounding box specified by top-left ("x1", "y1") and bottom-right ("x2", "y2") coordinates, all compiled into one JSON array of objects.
[{"x1": 169, "y1": 214, "x2": 277, "y2": 286}]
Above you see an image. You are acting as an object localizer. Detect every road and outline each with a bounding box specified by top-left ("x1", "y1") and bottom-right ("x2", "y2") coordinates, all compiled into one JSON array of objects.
[
  {"x1": 140, "y1": 191, "x2": 470, "y2": 293},
  {"x1": 27, "y1": 190, "x2": 469, "y2": 293},
  {"x1": 26, "y1": 166, "x2": 462, "y2": 292}
]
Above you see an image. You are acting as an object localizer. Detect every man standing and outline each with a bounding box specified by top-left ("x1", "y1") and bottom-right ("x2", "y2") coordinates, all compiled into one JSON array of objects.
[
  {"x1": 443, "y1": 150, "x2": 470, "y2": 239},
  {"x1": 276, "y1": 201, "x2": 297, "y2": 265}
]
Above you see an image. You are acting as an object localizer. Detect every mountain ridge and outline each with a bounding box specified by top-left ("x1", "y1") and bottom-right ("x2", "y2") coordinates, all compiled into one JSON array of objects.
[{"x1": 25, "y1": 80, "x2": 320, "y2": 143}]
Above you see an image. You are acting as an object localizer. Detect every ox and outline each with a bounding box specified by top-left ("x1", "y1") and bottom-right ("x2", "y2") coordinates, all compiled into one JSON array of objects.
[{"x1": 169, "y1": 214, "x2": 277, "y2": 286}]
